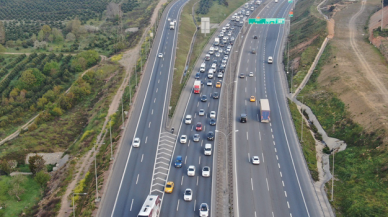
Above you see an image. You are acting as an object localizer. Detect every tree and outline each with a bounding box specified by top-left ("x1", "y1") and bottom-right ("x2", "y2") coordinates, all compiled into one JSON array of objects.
[
  {"x1": 28, "y1": 154, "x2": 46, "y2": 175},
  {"x1": 43, "y1": 61, "x2": 60, "y2": 75},
  {"x1": 17, "y1": 68, "x2": 45, "y2": 90},
  {"x1": 48, "y1": 34, "x2": 54, "y2": 43},
  {"x1": 8, "y1": 175, "x2": 27, "y2": 201},
  {"x1": 0, "y1": 160, "x2": 10, "y2": 175},
  {"x1": 41, "y1": 25, "x2": 51, "y2": 39},
  {"x1": 0, "y1": 44, "x2": 5, "y2": 53},
  {"x1": 34, "y1": 171, "x2": 51, "y2": 188},
  {"x1": 31, "y1": 33, "x2": 37, "y2": 42},
  {"x1": 66, "y1": 32, "x2": 76, "y2": 42},
  {"x1": 0, "y1": 21, "x2": 5, "y2": 44},
  {"x1": 37, "y1": 30, "x2": 44, "y2": 41}
]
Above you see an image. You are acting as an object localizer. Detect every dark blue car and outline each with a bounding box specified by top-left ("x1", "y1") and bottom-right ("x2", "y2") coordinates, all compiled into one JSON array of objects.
[
  {"x1": 174, "y1": 156, "x2": 182, "y2": 168},
  {"x1": 195, "y1": 72, "x2": 200, "y2": 79}
]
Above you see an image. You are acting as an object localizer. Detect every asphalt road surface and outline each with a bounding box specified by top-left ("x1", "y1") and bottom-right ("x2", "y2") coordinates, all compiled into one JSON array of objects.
[{"x1": 233, "y1": 0, "x2": 323, "y2": 217}]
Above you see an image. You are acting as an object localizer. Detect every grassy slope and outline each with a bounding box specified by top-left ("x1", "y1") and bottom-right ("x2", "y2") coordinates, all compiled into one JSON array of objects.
[
  {"x1": 288, "y1": 99, "x2": 319, "y2": 181},
  {"x1": 0, "y1": 176, "x2": 41, "y2": 216}
]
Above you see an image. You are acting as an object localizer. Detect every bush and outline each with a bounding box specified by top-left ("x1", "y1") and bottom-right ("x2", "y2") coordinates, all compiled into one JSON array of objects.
[{"x1": 322, "y1": 145, "x2": 331, "y2": 154}]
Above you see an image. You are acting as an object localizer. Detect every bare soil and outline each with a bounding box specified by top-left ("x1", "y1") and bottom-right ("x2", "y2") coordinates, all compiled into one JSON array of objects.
[
  {"x1": 318, "y1": 0, "x2": 388, "y2": 136},
  {"x1": 368, "y1": 6, "x2": 388, "y2": 47}
]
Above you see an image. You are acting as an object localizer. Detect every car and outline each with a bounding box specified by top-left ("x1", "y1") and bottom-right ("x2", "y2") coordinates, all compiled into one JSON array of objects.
[
  {"x1": 207, "y1": 131, "x2": 214, "y2": 141},
  {"x1": 187, "y1": 165, "x2": 195, "y2": 176},
  {"x1": 239, "y1": 73, "x2": 245, "y2": 78},
  {"x1": 205, "y1": 54, "x2": 210, "y2": 61},
  {"x1": 184, "y1": 188, "x2": 193, "y2": 201},
  {"x1": 252, "y1": 156, "x2": 260, "y2": 165},
  {"x1": 132, "y1": 137, "x2": 140, "y2": 147},
  {"x1": 222, "y1": 59, "x2": 227, "y2": 64},
  {"x1": 240, "y1": 113, "x2": 247, "y2": 123},
  {"x1": 228, "y1": 31, "x2": 232, "y2": 36},
  {"x1": 174, "y1": 156, "x2": 183, "y2": 167},
  {"x1": 200, "y1": 203, "x2": 209, "y2": 217},
  {"x1": 249, "y1": 72, "x2": 254, "y2": 77},
  {"x1": 231, "y1": 36, "x2": 235, "y2": 41},
  {"x1": 173, "y1": 19, "x2": 177, "y2": 23},
  {"x1": 224, "y1": 55, "x2": 229, "y2": 60},
  {"x1": 251, "y1": 49, "x2": 256, "y2": 54},
  {"x1": 180, "y1": 135, "x2": 187, "y2": 143},
  {"x1": 193, "y1": 134, "x2": 200, "y2": 142},
  {"x1": 224, "y1": 50, "x2": 230, "y2": 55},
  {"x1": 210, "y1": 111, "x2": 216, "y2": 118},
  {"x1": 201, "y1": 95, "x2": 208, "y2": 102},
  {"x1": 268, "y1": 56, "x2": 273, "y2": 64},
  {"x1": 168, "y1": 18, "x2": 171, "y2": 21},
  {"x1": 250, "y1": 96, "x2": 256, "y2": 102},
  {"x1": 219, "y1": 48, "x2": 223, "y2": 53},
  {"x1": 214, "y1": 46, "x2": 219, "y2": 51},
  {"x1": 202, "y1": 166, "x2": 211, "y2": 177},
  {"x1": 217, "y1": 72, "x2": 223, "y2": 78},
  {"x1": 212, "y1": 92, "x2": 219, "y2": 99},
  {"x1": 158, "y1": 53, "x2": 163, "y2": 58},
  {"x1": 165, "y1": 181, "x2": 174, "y2": 193},
  {"x1": 213, "y1": 59, "x2": 218, "y2": 64},
  {"x1": 210, "y1": 118, "x2": 216, "y2": 126},
  {"x1": 253, "y1": 35, "x2": 257, "y2": 39},
  {"x1": 207, "y1": 80, "x2": 212, "y2": 86},
  {"x1": 221, "y1": 63, "x2": 226, "y2": 68},
  {"x1": 231, "y1": 26, "x2": 235, "y2": 30},
  {"x1": 185, "y1": 115, "x2": 192, "y2": 124},
  {"x1": 204, "y1": 144, "x2": 212, "y2": 156},
  {"x1": 211, "y1": 63, "x2": 217, "y2": 70},
  {"x1": 196, "y1": 122, "x2": 203, "y2": 131},
  {"x1": 216, "y1": 82, "x2": 221, "y2": 88},
  {"x1": 195, "y1": 72, "x2": 200, "y2": 79},
  {"x1": 199, "y1": 109, "x2": 205, "y2": 116},
  {"x1": 227, "y1": 45, "x2": 232, "y2": 49},
  {"x1": 215, "y1": 52, "x2": 220, "y2": 57}
]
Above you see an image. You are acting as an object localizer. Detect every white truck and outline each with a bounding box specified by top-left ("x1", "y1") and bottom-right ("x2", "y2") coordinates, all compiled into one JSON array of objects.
[
  {"x1": 260, "y1": 99, "x2": 270, "y2": 123},
  {"x1": 170, "y1": 22, "x2": 175, "y2": 30}
]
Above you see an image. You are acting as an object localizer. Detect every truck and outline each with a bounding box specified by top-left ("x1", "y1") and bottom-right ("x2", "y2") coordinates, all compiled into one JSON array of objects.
[
  {"x1": 260, "y1": 99, "x2": 270, "y2": 123},
  {"x1": 194, "y1": 80, "x2": 201, "y2": 93},
  {"x1": 170, "y1": 22, "x2": 175, "y2": 30},
  {"x1": 137, "y1": 195, "x2": 161, "y2": 217},
  {"x1": 214, "y1": 37, "x2": 220, "y2": 46}
]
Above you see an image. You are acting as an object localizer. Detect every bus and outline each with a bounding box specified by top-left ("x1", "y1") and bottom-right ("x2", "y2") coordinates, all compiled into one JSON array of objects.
[{"x1": 137, "y1": 195, "x2": 161, "y2": 217}]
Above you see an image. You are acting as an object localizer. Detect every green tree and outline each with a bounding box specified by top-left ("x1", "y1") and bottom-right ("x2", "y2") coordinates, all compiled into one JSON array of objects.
[
  {"x1": 0, "y1": 21, "x2": 5, "y2": 44},
  {"x1": 34, "y1": 171, "x2": 51, "y2": 188},
  {"x1": 51, "y1": 106, "x2": 63, "y2": 116},
  {"x1": 37, "y1": 30, "x2": 44, "y2": 41},
  {"x1": 43, "y1": 61, "x2": 60, "y2": 75},
  {"x1": 41, "y1": 25, "x2": 51, "y2": 39},
  {"x1": 8, "y1": 175, "x2": 27, "y2": 201},
  {"x1": 0, "y1": 160, "x2": 10, "y2": 175},
  {"x1": 0, "y1": 44, "x2": 5, "y2": 53},
  {"x1": 17, "y1": 68, "x2": 46, "y2": 90},
  {"x1": 37, "y1": 97, "x2": 48, "y2": 109},
  {"x1": 28, "y1": 154, "x2": 46, "y2": 175}
]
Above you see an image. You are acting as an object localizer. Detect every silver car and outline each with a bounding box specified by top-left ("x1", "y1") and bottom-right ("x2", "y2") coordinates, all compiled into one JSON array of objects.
[{"x1": 193, "y1": 134, "x2": 200, "y2": 142}]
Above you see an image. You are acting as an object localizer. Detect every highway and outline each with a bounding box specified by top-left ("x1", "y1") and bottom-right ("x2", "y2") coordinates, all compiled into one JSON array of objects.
[
  {"x1": 97, "y1": 0, "x2": 189, "y2": 216},
  {"x1": 160, "y1": 3, "x2": 260, "y2": 216},
  {"x1": 233, "y1": 0, "x2": 323, "y2": 217}
]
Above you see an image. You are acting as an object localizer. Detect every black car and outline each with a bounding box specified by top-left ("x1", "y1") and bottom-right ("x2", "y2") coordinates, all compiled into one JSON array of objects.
[
  {"x1": 239, "y1": 73, "x2": 245, "y2": 78},
  {"x1": 240, "y1": 114, "x2": 247, "y2": 123},
  {"x1": 213, "y1": 92, "x2": 219, "y2": 99},
  {"x1": 195, "y1": 72, "x2": 200, "y2": 79},
  {"x1": 213, "y1": 59, "x2": 218, "y2": 64},
  {"x1": 220, "y1": 43, "x2": 225, "y2": 47},
  {"x1": 207, "y1": 131, "x2": 215, "y2": 141},
  {"x1": 253, "y1": 35, "x2": 258, "y2": 39},
  {"x1": 201, "y1": 95, "x2": 208, "y2": 102},
  {"x1": 210, "y1": 119, "x2": 216, "y2": 126},
  {"x1": 251, "y1": 49, "x2": 256, "y2": 54}
]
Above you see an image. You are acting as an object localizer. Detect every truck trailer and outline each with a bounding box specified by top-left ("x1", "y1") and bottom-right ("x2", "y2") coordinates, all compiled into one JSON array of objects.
[
  {"x1": 194, "y1": 80, "x2": 201, "y2": 93},
  {"x1": 260, "y1": 99, "x2": 270, "y2": 122}
]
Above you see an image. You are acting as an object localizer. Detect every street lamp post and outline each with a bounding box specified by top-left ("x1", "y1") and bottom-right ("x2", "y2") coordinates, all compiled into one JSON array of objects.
[
  {"x1": 94, "y1": 145, "x2": 100, "y2": 203},
  {"x1": 72, "y1": 192, "x2": 87, "y2": 217},
  {"x1": 215, "y1": 130, "x2": 239, "y2": 177},
  {"x1": 296, "y1": 96, "x2": 304, "y2": 142},
  {"x1": 109, "y1": 118, "x2": 114, "y2": 160}
]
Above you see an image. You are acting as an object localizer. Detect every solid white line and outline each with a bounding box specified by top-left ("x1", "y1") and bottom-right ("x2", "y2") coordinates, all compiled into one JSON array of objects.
[
  {"x1": 251, "y1": 178, "x2": 254, "y2": 190},
  {"x1": 136, "y1": 174, "x2": 139, "y2": 184},
  {"x1": 130, "y1": 199, "x2": 134, "y2": 211},
  {"x1": 266, "y1": 178, "x2": 269, "y2": 191},
  {"x1": 141, "y1": 154, "x2": 144, "y2": 162}
]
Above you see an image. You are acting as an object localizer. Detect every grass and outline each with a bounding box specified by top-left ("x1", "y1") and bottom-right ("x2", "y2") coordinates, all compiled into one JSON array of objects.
[
  {"x1": 198, "y1": 0, "x2": 249, "y2": 23},
  {"x1": 0, "y1": 176, "x2": 42, "y2": 217},
  {"x1": 288, "y1": 99, "x2": 319, "y2": 181}
]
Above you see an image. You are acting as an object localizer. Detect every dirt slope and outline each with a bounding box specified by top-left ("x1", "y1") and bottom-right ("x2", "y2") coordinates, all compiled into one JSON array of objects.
[{"x1": 318, "y1": 0, "x2": 388, "y2": 136}]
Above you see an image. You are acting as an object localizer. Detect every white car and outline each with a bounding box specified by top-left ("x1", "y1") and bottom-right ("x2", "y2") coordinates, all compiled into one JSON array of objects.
[
  {"x1": 199, "y1": 109, "x2": 205, "y2": 116},
  {"x1": 185, "y1": 115, "x2": 192, "y2": 124},
  {"x1": 252, "y1": 156, "x2": 260, "y2": 165},
  {"x1": 207, "y1": 80, "x2": 212, "y2": 86},
  {"x1": 158, "y1": 53, "x2": 163, "y2": 58},
  {"x1": 210, "y1": 111, "x2": 216, "y2": 118},
  {"x1": 222, "y1": 59, "x2": 227, "y2": 64},
  {"x1": 221, "y1": 63, "x2": 226, "y2": 68},
  {"x1": 193, "y1": 134, "x2": 200, "y2": 142},
  {"x1": 132, "y1": 138, "x2": 140, "y2": 147},
  {"x1": 168, "y1": 18, "x2": 171, "y2": 21},
  {"x1": 199, "y1": 203, "x2": 209, "y2": 216},
  {"x1": 215, "y1": 52, "x2": 220, "y2": 57},
  {"x1": 214, "y1": 46, "x2": 219, "y2": 51},
  {"x1": 217, "y1": 72, "x2": 223, "y2": 78},
  {"x1": 224, "y1": 55, "x2": 229, "y2": 60},
  {"x1": 187, "y1": 165, "x2": 195, "y2": 176},
  {"x1": 184, "y1": 188, "x2": 193, "y2": 201},
  {"x1": 249, "y1": 72, "x2": 254, "y2": 77},
  {"x1": 202, "y1": 166, "x2": 210, "y2": 177},
  {"x1": 268, "y1": 56, "x2": 273, "y2": 64},
  {"x1": 180, "y1": 135, "x2": 187, "y2": 144}
]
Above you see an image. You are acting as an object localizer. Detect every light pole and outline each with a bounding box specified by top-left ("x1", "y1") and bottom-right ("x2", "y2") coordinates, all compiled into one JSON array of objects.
[
  {"x1": 296, "y1": 95, "x2": 304, "y2": 142},
  {"x1": 109, "y1": 118, "x2": 114, "y2": 160},
  {"x1": 331, "y1": 148, "x2": 337, "y2": 201},
  {"x1": 94, "y1": 145, "x2": 100, "y2": 202},
  {"x1": 215, "y1": 130, "x2": 239, "y2": 176},
  {"x1": 72, "y1": 192, "x2": 87, "y2": 217},
  {"x1": 222, "y1": 80, "x2": 237, "y2": 126}
]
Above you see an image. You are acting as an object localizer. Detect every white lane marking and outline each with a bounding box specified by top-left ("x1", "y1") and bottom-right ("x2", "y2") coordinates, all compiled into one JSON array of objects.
[
  {"x1": 141, "y1": 154, "x2": 144, "y2": 162},
  {"x1": 280, "y1": 171, "x2": 282, "y2": 177},
  {"x1": 152, "y1": 109, "x2": 153, "y2": 115},
  {"x1": 154, "y1": 98, "x2": 156, "y2": 103},
  {"x1": 136, "y1": 174, "x2": 139, "y2": 184},
  {"x1": 278, "y1": 163, "x2": 281, "y2": 168},
  {"x1": 259, "y1": 132, "x2": 261, "y2": 140},
  {"x1": 161, "y1": 64, "x2": 163, "y2": 67},
  {"x1": 246, "y1": 132, "x2": 248, "y2": 140},
  {"x1": 287, "y1": 201, "x2": 290, "y2": 209},
  {"x1": 275, "y1": 148, "x2": 277, "y2": 152},
  {"x1": 201, "y1": 140, "x2": 203, "y2": 147},
  {"x1": 197, "y1": 176, "x2": 199, "y2": 186},
  {"x1": 255, "y1": 87, "x2": 257, "y2": 93},
  {"x1": 255, "y1": 212, "x2": 257, "y2": 217},
  {"x1": 251, "y1": 178, "x2": 254, "y2": 190},
  {"x1": 145, "y1": 137, "x2": 148, "y2": 143},
  {"x1": 266, "y1": 178, "x2": 269, "y2": 191},
  {"x1": 158, "y1": 79, "x2": 160, "y2": 83},
  {"x1": 194, "y1": 200, "x2": 196, "y2": 211},
  {"x1": 130, "y1": 199, "x2": 134, "y2": 211},
  {"x1": 273, "y1": 141, "x2": 276, "y2": 145},
  {"x1": 148, "y1": 122, "x2": 151, "y2": 128},
  {"x1": 276, "y1": 155, "x2": 278, "y2": 160},
  {"x1": 245, "y1": 87, "x2": 246, "y2": 92},
  {"x1": 156, "y1": 88, "x2": 158, "y2": 93},
  {"x1": 197, "y1": 102, "x2": 199, "y2": 107},
  {"x1": 271, "y1": 128, "x2": 273, "y2": 132},
  {"x1": 181, "y1": 176, "x2": 184, "y2": 185},
  {"x1": 208, "y1": 102, "x2": 210, "y2": 107},
  {"x1": 248, "y1": 153, "x2": 251, "y2": 162},
  {"x1": 262, "y1": 153, "x2": 264, "y2": 163},
  {"x1": 285, "y1": 191, "x2": 288, "y2": 197},
  {"x1": 177, "y1": 199, "x2": 180, "y2": 211},
  {"x1": 185, "y1": 155, "x2": 187, "y2": 164},
  {"x1": 272, "y1": 134, "x2": 274, "y2": 139},
  {"x1": 199, "y1": 156, "x2": 201, "y2": 165},
  {"x1": 188, "y1": 140, "x2": 190, "y2": 147},
  {"x1": 160, "y1": 71, "x2": 162, "y2": 75},
  {"x1": 194, "y1": 113, "x2": 197, "y2": 118},
  {"x1": 283, "y1": 180, "x2": 285, "y2": 187}
]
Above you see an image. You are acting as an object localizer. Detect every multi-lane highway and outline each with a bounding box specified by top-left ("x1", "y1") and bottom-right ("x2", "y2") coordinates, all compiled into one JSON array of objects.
[
  {"x1": 98, "y1": 0, "x2": 189, "y2": 216},
  {"x1": 160, "y1": 3, "x2": 260, "y2": 216},
  {"x1": 233, "y1": 0, "x2": 323, "y2": 217}
]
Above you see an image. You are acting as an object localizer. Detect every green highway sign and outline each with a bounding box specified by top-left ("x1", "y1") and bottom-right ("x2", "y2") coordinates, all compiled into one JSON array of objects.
[{"x1": 248, "y1": 18, "x2": 285, "y2": 24}]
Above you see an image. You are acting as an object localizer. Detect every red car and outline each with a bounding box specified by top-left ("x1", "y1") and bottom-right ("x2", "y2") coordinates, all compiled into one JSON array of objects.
[{"x1": 196, "y1": 122, "x2": 203, "y2": 131}]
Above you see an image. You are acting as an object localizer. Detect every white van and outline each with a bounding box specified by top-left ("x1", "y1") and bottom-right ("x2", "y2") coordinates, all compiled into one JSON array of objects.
[
  {"x1": 208, "y1": 69, "x2": 214, "y2": 79},
  {"x1": 200, "y1": 63, "x2": 206, "y2": 72},
  {"x1": 209, "y1": 46, "x2": 214, "y2": 54},
  {"x1": 204, "y1": 144, "x2": 212, "y2": 156},
  {"x1": 268, "y1": 56, "x2": 273, "y2": 64}
]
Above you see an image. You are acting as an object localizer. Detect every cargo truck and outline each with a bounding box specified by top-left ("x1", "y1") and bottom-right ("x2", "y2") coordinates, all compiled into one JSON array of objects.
[
  {"x1": 260, "y1": 99, "x2": 270, "y2": 122},
  {"x1": 170, "y1": 22, "x2": 175, "y2": 30},
  {"x1": 194, "y1": 80, "x2": 201, "y2": 93}
]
